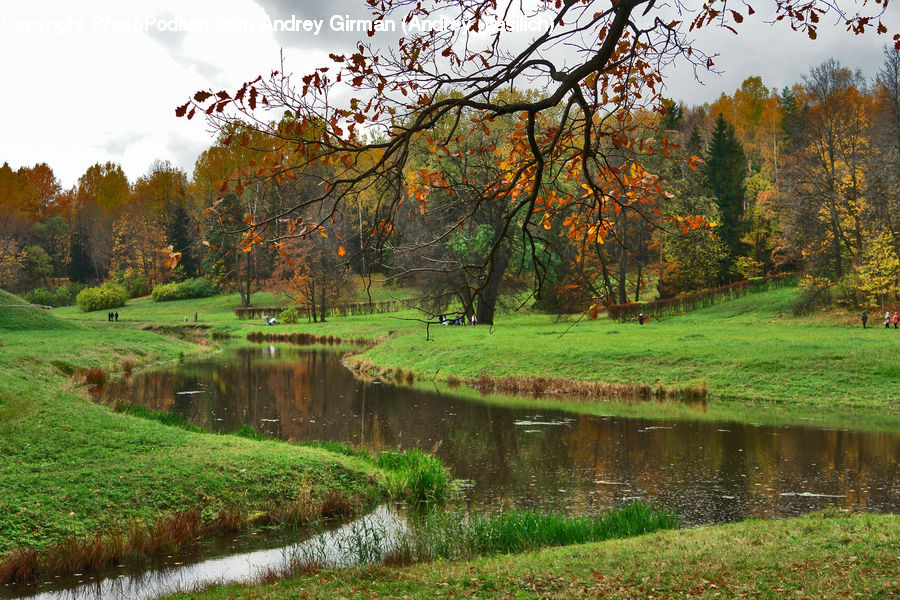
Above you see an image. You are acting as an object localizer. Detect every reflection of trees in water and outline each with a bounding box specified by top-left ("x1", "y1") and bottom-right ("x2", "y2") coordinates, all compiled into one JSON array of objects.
[{"x1": 112, "y1": 347, "x2": 900, "y2": 525}]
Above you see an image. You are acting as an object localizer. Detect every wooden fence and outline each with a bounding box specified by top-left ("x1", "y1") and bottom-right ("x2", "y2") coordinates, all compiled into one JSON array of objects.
[
  {"x1": 235, "y1": 299, "x2": 408, "y2": 320},
  {"x1": 606, "y1": 272, "x2": 799, "y2": 321}
]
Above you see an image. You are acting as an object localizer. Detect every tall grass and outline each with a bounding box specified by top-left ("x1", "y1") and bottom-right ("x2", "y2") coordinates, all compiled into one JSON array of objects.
[
  {"x1": 267, "y1": 501, "x2": 678, "y2": 578},
  {"x1": 375, "y1": 449, "x2": 453, "y2": 506},
  {"x1": 398, "y1": 501, "x2": 678, "y2": 562}
]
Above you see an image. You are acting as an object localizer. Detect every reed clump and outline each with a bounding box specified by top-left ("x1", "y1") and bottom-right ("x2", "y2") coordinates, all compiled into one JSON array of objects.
[
  {"x1": 467, "y1": 373, "x2": 708, "y2": 403},
  {"x1": 121, "y1": 356, "x2": 135, "y2": 375},
  {"x1": 72, "y1": 367, "x2": 108, "y2": 388},
  {"x1": 376, "y1": 449, "x2": 453, "y2": 506},
  {"x1": 394, "y1": 501, "x2": 678, "y2": 564}
]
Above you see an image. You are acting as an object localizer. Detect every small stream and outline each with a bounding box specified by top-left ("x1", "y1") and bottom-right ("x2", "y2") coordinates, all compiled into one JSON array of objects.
[{"x1": 5, "y1": 345, "x2": 898, "y2": 600}]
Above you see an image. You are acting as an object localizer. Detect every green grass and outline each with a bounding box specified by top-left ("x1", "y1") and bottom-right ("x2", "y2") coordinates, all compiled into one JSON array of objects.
[
  {"x1": 375, "y1": 449, "x2": 453, "y2": 506},
  {"x1": 159, "y1": 509, "x2": 899, "y2": 600},
  {"x1": 400, "y1": 501, "x2": 678, "y2": 562},
  {"x1": 0, "y1": 289, "x2": 77, "y2": 331}
]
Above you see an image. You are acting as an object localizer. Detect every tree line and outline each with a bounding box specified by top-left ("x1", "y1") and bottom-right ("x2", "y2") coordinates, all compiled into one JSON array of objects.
[{"x1": 1, "y1": 48, "x2": 898, "y2": 321}]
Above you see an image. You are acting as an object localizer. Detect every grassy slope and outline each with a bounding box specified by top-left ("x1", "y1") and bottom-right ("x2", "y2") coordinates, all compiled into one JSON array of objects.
[
  {"x1": 0, "y1": 291, "x2": 384, "y2": 559},
  {"x1": 161, "y1": 510, "x2": 899, "y2": 600},
  {"x1": 360, "y1": 288, "x2": 900, "y2": 410}
]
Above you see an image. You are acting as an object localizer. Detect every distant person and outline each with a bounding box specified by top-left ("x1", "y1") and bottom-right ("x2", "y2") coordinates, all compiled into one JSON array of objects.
[
  {"x1": 114, "y1": 311, "x2": 118, "y2": 322},
  {"x1": 638, "y1": 313, "x2": 645, "y2": 325},
  {"x1": 862, "y1": 311, "x2": 868, "y2": 328},
  {"x1": 471, "y1": 314, "x2": 477, "y2": 326},
  {"x1": 194, "y1": 312, "x2": 198, "y2": 322},
  {"x1": 893, "y1": 312, "x2": 898, "y2": 329},
  {"x1": 885, "y1": 312, "x2": 891, "y2": 328}
]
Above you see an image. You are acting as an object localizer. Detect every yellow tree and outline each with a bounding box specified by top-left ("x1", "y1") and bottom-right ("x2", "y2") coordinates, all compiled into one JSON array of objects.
[{"x1": 858, "y1": 231, "x2": 900, "y2": 312}]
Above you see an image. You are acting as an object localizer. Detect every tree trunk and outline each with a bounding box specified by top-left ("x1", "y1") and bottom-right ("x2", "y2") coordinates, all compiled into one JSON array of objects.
[{"x1": 476, "y1": 240, "x2": 512, "y2": 325}]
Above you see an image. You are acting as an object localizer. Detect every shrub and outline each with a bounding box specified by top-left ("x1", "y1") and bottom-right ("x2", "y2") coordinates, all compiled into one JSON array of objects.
[
  {"x1": 151, "y1": 278, "x2": 216, "y2": 302},
  {"x1": 280, "y1": 307, "x2": 300, "y2": 324},
  {"x1": 76, "y1": 284, "x2": 127, "y2": 312},
  {"x1": 112, "y1": 269, "x2": 152, "y2": 298},
  {"x1": 24, "y1": 287, "x2": 55, "y2": 306},
  {"x1": 178, "y1": 277, "x2": 215, "y2": 299},
  {"x1": 23, "y1": 283, "x2": 83, "y2": 307},
  {"x1": 150, "y1": 283, "x2": 179, "y2": 302}
]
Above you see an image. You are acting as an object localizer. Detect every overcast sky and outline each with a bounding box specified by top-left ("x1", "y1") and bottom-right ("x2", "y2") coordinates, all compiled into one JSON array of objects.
[{"x1": 0, "y1": 1, "x2": 896, "y2": 188}]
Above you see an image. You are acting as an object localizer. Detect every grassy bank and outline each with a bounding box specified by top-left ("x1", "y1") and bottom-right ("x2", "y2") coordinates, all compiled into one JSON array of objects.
[
  {"x1": 159, "y1": 509, "x2": 898, "y2": 600},
  {"x1": 0, "y1": 291, "x2": 443, "y2": 583}
]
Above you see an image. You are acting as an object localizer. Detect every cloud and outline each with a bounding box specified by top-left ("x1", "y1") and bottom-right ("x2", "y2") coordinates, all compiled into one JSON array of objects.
[
  {"x1": 145, "y1": 12, "x2": 224, "y2": 82},
  {"x1": 166, "y1": 132, "x2": 208, "y2": 177},
  {"x1": 101, "y1": 131, "x2": 149, "y2": 156}
]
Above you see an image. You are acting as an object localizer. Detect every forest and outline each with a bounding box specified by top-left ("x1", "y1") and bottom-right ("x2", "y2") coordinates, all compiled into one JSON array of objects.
[{"x1": 1, "y1": 48, "x2": 898, "y2": 322}]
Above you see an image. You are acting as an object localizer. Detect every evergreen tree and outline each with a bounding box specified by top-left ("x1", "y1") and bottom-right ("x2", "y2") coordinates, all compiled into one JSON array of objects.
[
  {"x1": 166, "y1": 202, "x2": 197, "y2": 277},
  {"x1": 778, "y1": 87, "x2": 806, "y2": 152},
  {"x1": 704, "y1": 113, "x2": 747, "y2": 280}
]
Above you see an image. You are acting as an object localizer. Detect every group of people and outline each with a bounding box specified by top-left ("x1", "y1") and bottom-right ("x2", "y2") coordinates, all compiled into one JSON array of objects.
[
  {"x1": 861, "y1": 311, "x2": 900, "y2": 328},
  {"x1": 440, "y1": 314, "x2": 477, "y2": 326},
  {"x1": 107, "y1": 311, "x2": 118, "y2": 322}
]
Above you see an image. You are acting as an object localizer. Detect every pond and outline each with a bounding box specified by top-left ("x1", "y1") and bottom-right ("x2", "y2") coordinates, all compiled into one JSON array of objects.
[
  {"x1": 107, "y1": 345, "x2": 899, "y2": 524},
  {"x1": 5, "y1": 344, "x2": 898, "y2": 600}
]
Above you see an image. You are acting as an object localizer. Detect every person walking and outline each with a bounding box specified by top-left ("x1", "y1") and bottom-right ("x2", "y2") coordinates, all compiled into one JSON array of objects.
[
  {"x1": 893, "y1": 312, "x2": 898, "y2": 329},
  {"x1": 114, "y1": 311, "x2": 119, "y2": 322},
  {"x1": 862, "y1": 311, "x2": 868, "y2": 328},
  {"x1": 885, "y1": 312, "x2": 891, "y2": 328}
]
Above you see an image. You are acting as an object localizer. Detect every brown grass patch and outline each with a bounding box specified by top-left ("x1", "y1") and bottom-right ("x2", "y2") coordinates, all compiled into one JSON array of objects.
[
  {"x1": 465, "y1": 373, "x2": 708, "y2": 403},
  {"x1": 72, "y1": 367, "x2": 107, "y2": 387}
]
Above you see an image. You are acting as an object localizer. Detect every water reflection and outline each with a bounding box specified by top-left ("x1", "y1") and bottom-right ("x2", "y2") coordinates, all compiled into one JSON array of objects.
[{"x1": 107, "y1": 346, "x2": 900, "y2": 525}]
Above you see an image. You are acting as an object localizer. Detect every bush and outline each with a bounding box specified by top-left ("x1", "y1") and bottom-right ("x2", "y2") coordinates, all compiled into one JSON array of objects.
[
  {"x1": 151, "y1": 278, "x2": 216, "y2": 302},
  {"x1": 150, "y1": 282, "x2": 179, "y2": 302},
  {"x1": 24, "y1": 287, "x2": 55, "y2": 306},
  {"x1": 112, "y1": 269, "x2": 152, "y2": 298},
  {"x1": 23, "y1": 283, "x2": 84, "y2": 307},
  {"x1": 280, "y1": 307, "x2": 300, "y2": 324},
  {"x1": 76, "y1": 284, "x2": 128, "y2": 312}
]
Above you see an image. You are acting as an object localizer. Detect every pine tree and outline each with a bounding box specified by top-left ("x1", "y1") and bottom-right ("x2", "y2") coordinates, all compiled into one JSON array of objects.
[{"x1": 704, "y1": 114, "x2": 747, "y2": 280}]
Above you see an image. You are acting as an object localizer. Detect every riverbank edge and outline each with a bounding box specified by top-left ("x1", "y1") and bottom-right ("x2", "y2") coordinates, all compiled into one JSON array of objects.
[
  {"x1": 156, "y1": 509, "x2": 899, "y2": 600},
  {"x1": 0, "y1": 323, "x2": 395, "y2": 585}
]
